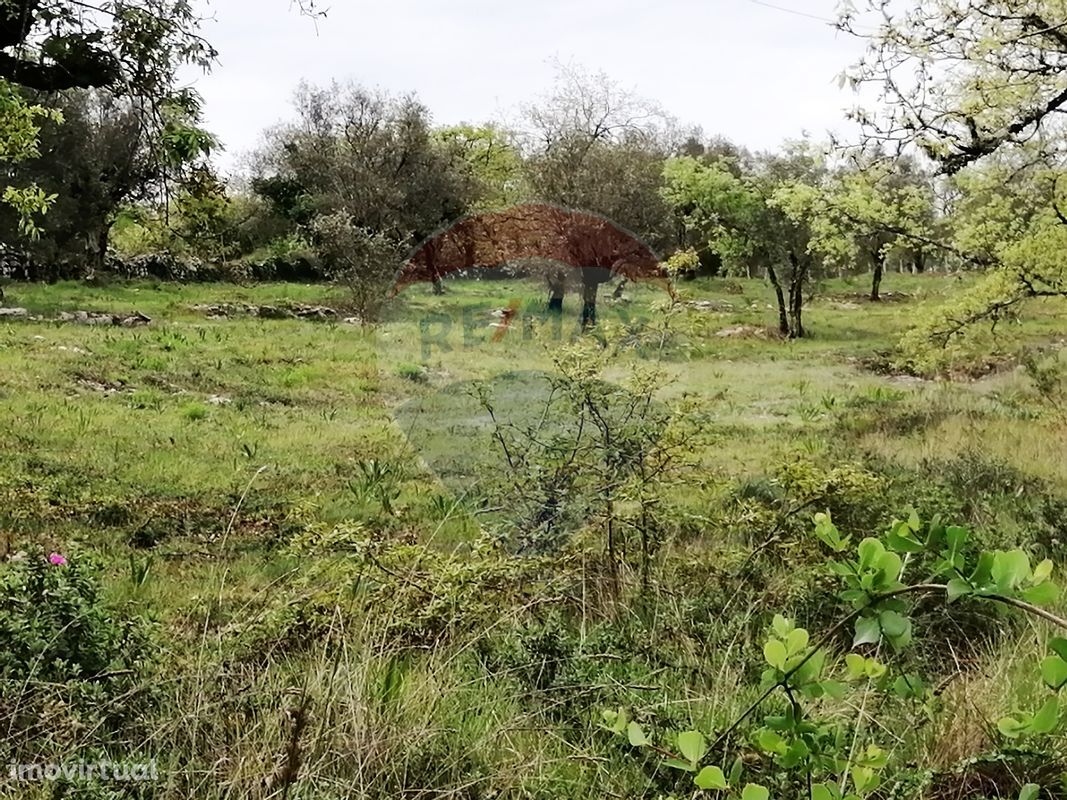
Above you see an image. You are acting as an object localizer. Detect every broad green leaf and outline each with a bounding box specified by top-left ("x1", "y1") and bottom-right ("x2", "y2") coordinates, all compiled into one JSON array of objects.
[
  {"x1": 1019, "y1": 784, "x2": 1040, "y2": 800},
  {"x1": 1030, "y1": 697, "x2": 1059, "y2": 735},
  {"x1": 757, "y1": 728, "x2": 787, "y2": 755},
  {"x1": 851, "y1": 765, "x2": 878, "y2": 795},
  {"x1": 786, "y1": 627, "x2": 810, "y2": 655},
  {"x1": 728, "y1": 757, "x2": 744, "y2": 786},
  {"x1": 677, "y1": 730, "x2": 707, "y2": 765},
  {"x1": 627, "y1": 721, "x2": 648, "y2": 746},
  {"x1": 865, "y1": 659, "x2": 887, "y2": 679},
  {"x1": 1051, "y1": 638, "x2": 1067, "y2": 662},
  {"x1": 601, "y1": 707, "x2": 630, "y2": 734},
  {"x1": 664, "y1": 757, "x2": 696, "y2": 772},
  {"x1": 820, "y1": 680, "x2": 846, "y2": 698},
  {"x1": 857, "y1": 538, "x2": 885, "y2": 569},
  {"x1": 781, "y1": 738, "x2": 810, "y2": 768},
  {"x1": 991, "y1": 550, "x2": 1030, "y2": 593},
  {"x1": 945, "y1": 525, "x2": 969, "y2": 555},
  {"x1": 1021, "y1": 581, "x2": 1059, "y2": 605},
  {"x1": 811, "y1": 783, "x2": 839, "y2": 800},
  {"x1": 876, "y1": 550, "x2": 903, "y2": 584},
  {"x1": 1033, "y1": 559, "x2": 1053, "y2": 584},
  {"x1": 694, "y1": 766, "x2": 729, "y2": 790},
  {"x1": 845, "y1": 653, "x2": 866, "y2": 680},
  {"x1": 907, "y1": 507, "x2": 921, "y2": 532},
  {"x1": 997, "y1": 715, "x2": 1029, "y2": 738},
  {"x1": 772, "y1": 614, "x2": 793, "y2": 637},
  {"x1": 854, "y1": 616, "x2": 880, "y2": 646},
  {"x1": 764, "y1": 639, "x2": 788, "y2": 670},
  {"x1": 879, "y1": 609, "x2": 909, "y2": 638},
  {"x1": 879, "y1": 610, "x2": 912, "y2": 649},
  {"x1": 946, "y1": 578, "x2": 973, "y2": 602},
  {"x1": 742, "y1": 784, "x2": 770, "y2": 800},
  {"x1": 793, "y1": 648, "x2": 826, "y2": 684}
]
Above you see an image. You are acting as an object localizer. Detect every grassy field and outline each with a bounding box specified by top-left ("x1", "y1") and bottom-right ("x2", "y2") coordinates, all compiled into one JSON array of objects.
[{"x1": 1, "y1": 272, "x2": 1065, "y2": 799}]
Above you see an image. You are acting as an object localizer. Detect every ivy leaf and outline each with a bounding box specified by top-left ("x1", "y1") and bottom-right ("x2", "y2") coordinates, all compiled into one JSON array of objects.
[
  {"x1": 677, "y1": 730, "x2": 707, "y2": 766},
  {"x1": 694, "y1": 765, "x2": 729, "y2": 790}
]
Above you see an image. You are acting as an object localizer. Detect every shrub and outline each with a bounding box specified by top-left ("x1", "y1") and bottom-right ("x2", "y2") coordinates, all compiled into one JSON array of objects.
[{"x1": 0, "y1": 553, "x2": 158, "y2": 747}]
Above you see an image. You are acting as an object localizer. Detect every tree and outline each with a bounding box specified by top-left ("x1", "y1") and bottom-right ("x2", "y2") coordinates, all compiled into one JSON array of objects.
[
  {"x1": 779, "y1": 159, "x2": 936, "y2": 301},
  {"x1": 435, "y1": 124, "x2": 526, "y2": 211},
  {"x1": 522, "y1": 63, "x2": 675, "y2": 325},
  {"x1": 840, "y1": 0, "x2": 1067, "y2": 174},
  {"x1": 252, "y1": 81, "x2": 477, "y2": 303},
  {"x1": 840, "y1": 1, "x2": 1067, "y2": 361},
  {"x1": 662, "y1": 143, "x2": 823, "y2": 338},
  {"x1": 310, "y1": 212, "x2": 401, "y2": 323},
  {"x1": 1, "y1": 89, "x2": 215, "y2": 277},
  {"x1": 0, "y1": 1, "x2": 318, "y2": 247}
]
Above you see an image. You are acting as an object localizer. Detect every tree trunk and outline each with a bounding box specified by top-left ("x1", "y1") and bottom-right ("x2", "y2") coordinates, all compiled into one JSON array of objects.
[
  {"x1": 912, "y1": 250, "x2": 926, "y2": 274},
  {"x1": 787, "y1": 251, "x2": 806, "y2": 339},
  {"x1": 580, "y1": 277, "x2": 599, "y2": 329},
  {"x1": 767, "y1": 264, "x2": 789, "y2": 336},
  {"x1": 87, "y1": 221, "x2": 113, "y2": 282},
  {"x1": 870, "y1": 250, "x2": 884, "y2": 302},
  {"x1": 432, "y1": 275, "x2": 445, "y2": 295}
]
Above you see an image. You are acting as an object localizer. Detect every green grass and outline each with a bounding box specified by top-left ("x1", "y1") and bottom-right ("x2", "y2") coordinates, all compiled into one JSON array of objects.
[{"x1": 1, "y1": 272, "x2": 1065, "y2": 799}]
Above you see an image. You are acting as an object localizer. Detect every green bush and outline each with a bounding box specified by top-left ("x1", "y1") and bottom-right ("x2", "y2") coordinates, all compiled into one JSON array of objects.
[{"x1": 0, "y1": 552, "x2": 159, "y2": 749}]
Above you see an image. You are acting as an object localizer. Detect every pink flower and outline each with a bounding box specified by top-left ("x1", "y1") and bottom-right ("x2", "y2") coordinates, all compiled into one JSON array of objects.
[{"x1": 48, "y1": 553, "x2": 67, "y2": 566}]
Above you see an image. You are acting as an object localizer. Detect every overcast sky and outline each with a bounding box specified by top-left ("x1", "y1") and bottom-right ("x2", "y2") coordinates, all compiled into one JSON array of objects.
[{"x1": 190, "y1": 0, "x2": 869, "y2": 174}]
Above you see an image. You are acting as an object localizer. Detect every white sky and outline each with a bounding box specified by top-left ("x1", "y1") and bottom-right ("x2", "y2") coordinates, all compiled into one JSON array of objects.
[{"x1": 189, "y1": 0, "x2": 870, "y2": 175}]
